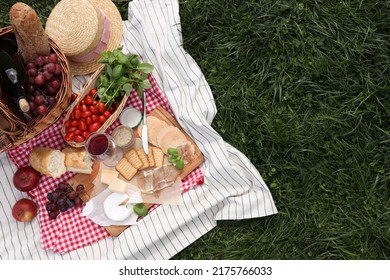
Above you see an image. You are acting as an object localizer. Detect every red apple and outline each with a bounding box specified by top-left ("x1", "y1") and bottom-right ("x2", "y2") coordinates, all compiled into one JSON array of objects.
[
  {"x1": 13, "y1": 166, "x2": 41, "y2": 192},
  {"x1": 12, "y1": 198, "x2": 38, "y2": 222}
]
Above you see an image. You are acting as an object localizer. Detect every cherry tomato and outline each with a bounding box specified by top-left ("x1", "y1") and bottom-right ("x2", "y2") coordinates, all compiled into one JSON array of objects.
[
  {"x1": 98, "y1": 115, "x2": 107, "y2": 124},
  {"x1": 103, "y1": 111, "x2": 111, "y2": 119},
  {"x1": 89, "y1": 122, "x2": 101, "y2": 132},
  {"x1": 66, "y1": 126, "x2": 78, "y2": 133},
  {"x1": 75, "y1": 105, "x2": 81, "y2": 111},
  {"x1": 74, "y1": 109, "x2": 82, "y2": 120},
  {"x1": 71, "y1": 93, "x2": 78, "y2": 102},
  {"x1": 64, "y1": 120, "x2": 71, "y2": 128},
  {"x1": 89, "y1": 105, "x2": 98, "y2": 115},
  {"x1": 70, "y1": 111, "x2": 75, "y2": 120},
  {"x1": 81, "y1": 110, "x2": 92, "y2": 118},
  {"x1": 78, "y1": 120, "x2": 87, "y2": 131},
  {"x1": 84, "y1": 95, "x2": 93, "y2": 105},
  {"x1": 89, "y1": 89, "x2": 97, "y2": 97},
  {"x1": 81, "y1": 104, "x2": 89, "y2": 112},
  {"x1": 97, "y1": 102, "x2": 106, "y2": 114},
  {"x1": 81, "y1": 100, "x2": 85, "y2": 105},
  {"x1": 74, "y1": 135, "x2": 85, "y2": 143},
  {"x1": 91, "y1": 115, "x2": 99, "y2": 122},
  {"x1": 82, "y1": 131, "x2": 91, "y2": 139},
  {"x1": 74, "y1": 129, "x2": 82, "y2": 135},
  {"x1": 71, "y1": 120, "x2": 79, "y2": 127},
  {"x1": 85, "y1": 116, "x2": 93, "y2": 125},
  {"x1": 64, "y1": 132, "x2": 75, "y2": 141}
]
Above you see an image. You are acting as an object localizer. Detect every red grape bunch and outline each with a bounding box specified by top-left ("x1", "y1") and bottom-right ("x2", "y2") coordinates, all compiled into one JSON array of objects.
[
  {"x1": 45, "y1": 182, "x2": 86, "y2": 219},
  {"x1": 25, "y1": 53, "x2": 62, "y2": 117}
]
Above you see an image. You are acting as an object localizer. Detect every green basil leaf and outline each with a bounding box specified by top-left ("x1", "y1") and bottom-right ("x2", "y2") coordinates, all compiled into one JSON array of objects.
[
  {"x1": 137, "y1": 63, "x2": 154, "y2": 74},
  {"x1": 122, "y1": 83, "x2": 133, "y2": 92},
  {"x1": 175, "y1": 159, "x2": 185, "y2": 170},
  {"x1": 168, "y1": 148, "x2": 179, "y2": 157},
  {"x1": 112, "y1": 65, "x2": 124, "y2": 79},
  {"x1": 105, "y1": 64, "x2": 112, "y2": 76},
  {"x1": 140, "y1": 79, "x2": 151, "y2": 89}
]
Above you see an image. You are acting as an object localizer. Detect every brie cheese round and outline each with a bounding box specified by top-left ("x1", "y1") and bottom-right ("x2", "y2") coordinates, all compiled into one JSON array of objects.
[{"x1": 103, "y1": 193, "x2": 132, "y2": 222}]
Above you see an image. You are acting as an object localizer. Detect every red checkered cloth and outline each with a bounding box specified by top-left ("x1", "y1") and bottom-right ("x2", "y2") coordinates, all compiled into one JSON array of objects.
[{"x1": 7, "y1": 74, "x2": 204, "y2": 254}]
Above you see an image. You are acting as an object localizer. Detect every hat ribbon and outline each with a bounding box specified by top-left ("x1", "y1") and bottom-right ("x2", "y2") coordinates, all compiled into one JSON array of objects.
[{"x1": 72, "y1": 10, "x2": 111, "y2": 63}]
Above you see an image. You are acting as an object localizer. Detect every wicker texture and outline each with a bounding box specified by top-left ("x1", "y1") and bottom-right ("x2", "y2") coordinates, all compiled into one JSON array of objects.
[
  {"x1": 61, "y1": 65, "x2": 128, "y2": 147},
  {"x1": 0, "y1": 26, "x2": 71, "y2": 152}
]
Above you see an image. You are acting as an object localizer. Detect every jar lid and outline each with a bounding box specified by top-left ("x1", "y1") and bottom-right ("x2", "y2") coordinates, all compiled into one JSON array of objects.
[{"x1": 119, "y1": 107, "x2": 142, "y2": 128}]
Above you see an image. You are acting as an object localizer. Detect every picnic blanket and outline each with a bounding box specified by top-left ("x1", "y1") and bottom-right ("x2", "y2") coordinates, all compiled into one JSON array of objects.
[{"x1": 0, "y1": 0, "x2": 277, "y2": 259}]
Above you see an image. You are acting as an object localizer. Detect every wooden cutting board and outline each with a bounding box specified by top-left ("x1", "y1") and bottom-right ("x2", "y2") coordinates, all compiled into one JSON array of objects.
[{"x1": 68, "y1": 106, "x2": 204, "y2": 236}]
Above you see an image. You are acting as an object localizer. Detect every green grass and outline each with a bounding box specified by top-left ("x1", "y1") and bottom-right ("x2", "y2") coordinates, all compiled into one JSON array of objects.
[{"x1": 1, "y1": 0, "x2": 389, "y2": 260}]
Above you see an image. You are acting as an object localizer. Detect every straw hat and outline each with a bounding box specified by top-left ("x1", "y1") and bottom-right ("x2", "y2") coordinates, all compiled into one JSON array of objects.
[{"x1": 45, "y1": 0, "x2": 123, "y2": 76}]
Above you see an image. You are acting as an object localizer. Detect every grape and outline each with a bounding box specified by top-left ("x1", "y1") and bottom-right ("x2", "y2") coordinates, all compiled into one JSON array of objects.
[
  {"x1": 66, "y1": 199, "x2": 75, "y2": 209},
  {"x1": 50, "y1": 79, "x2": 61, "y2": 89},
  {"x1": 35, "y1": 56, "x2": 46, "y2": 67},
  {"x1": 76, "y1": 184, "x2": 85, "y2": 193},
  {"x1": 46, "y1": 181, "x2": 84, "y2": 219},
  {"x1": 36, "y1": 104, "x2": 47, "y2": 115},
  {"x1": 48, "y1": 53, "x2": 58, "y2": 63},
  {"x1": 74, "y1": 197, "x2": 83, "y2": 207},
  {"x1": 46, "y1": 85, "x2": 58, "y2": 96},
  {"x1": 58, "y1": 182, "x2": 67, "y2": 191},
  {"x1": 54, "y1": 63, "x2": 62, "y2": 75},
  {"x1": 34, "y1": 74, "x2": 45, "y2": 86},
  {"x1": 26, "y1": 62, "x2": 36, "y2": 70},
  {"x1": 67, "y1": 190, "x2": 77, "y2": 200},
  {"x1": 27, "y1": 68, "x2": 38, "y2": 77},
  {"x1": 43, "y1": 70, "x2": 54, "y2": 81},
  {"x1": 28, "y1": 101, "x2": 36, "y2": 111},
  {"x1": 47, "y1": 96, "x2": 57, "y2": 106},
  {"x1": 34, "y1": 95, "x2": 45, "y2": 105},
  {"x1": 49, "y1": 211, "x2": 59, "y2": 219},
  {"x1": 45, "y1": 62, "x2": 56, "y2": 73}
]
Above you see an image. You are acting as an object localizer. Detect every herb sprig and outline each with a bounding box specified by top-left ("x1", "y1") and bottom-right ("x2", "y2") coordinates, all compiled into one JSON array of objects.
[
  {"x1": 96, "y1": 47, "x2": 154, "y2": 108},
  {"x1": 168, "y1": 148, "x2": 185, "y2": 170}
]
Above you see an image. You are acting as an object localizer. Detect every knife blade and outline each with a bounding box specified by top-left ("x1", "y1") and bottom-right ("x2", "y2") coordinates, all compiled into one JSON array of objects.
[{"x1": 141, "y1": 91, "x2": 148, "y2": 155}]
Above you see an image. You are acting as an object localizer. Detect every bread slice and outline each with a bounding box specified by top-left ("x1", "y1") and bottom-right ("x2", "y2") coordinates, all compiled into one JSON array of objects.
[
  {"x1": 29, "y1": 147, "x2": 66, "y2": 178},
  {"x1": 62, "y1": 146, "x2": 93, "y2": 174}
]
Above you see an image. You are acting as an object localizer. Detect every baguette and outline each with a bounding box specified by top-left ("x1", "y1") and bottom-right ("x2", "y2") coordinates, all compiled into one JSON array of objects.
[
  {"x1": 29, "y1": 147, "x2": 66, "y2": 178},
  {"x1": 9, "y1": 2, "x2": 51, "y2": 64},
  {"x1": 62, "y1": 146, "x2": 93, "y2": 174}
]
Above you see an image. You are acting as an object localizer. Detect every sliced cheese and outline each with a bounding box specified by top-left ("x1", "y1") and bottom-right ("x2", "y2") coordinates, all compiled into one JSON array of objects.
[
  {"x1": 101, "y1": 169, "x2": 119, "y2": 185},
  {"x1": 107, "y1": 177, "x2": 128, "y2": 193}
]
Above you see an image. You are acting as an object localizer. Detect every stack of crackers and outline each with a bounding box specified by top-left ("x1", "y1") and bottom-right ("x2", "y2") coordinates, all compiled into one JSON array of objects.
[{"x1": 115, "y1": 147, "x2": 164, "y2": 181}]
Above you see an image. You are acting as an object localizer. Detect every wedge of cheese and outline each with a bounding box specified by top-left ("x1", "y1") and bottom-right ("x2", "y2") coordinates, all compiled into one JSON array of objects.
[
  {"x1": 107, "y1": 177, "x2": 129, "y2": 193},
  {"x1": 101, "y1": 169, "x2": 119, "y2": 185}
]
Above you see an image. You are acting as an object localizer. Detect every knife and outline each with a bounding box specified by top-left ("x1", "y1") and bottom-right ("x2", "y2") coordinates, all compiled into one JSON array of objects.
[{"x1": 141, "y1": 91, "x2": 149, "y2": 155}]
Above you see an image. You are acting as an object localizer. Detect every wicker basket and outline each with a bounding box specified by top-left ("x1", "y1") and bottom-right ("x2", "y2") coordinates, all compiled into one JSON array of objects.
[
  {"x1": 0, "y1": 26, "x2": 71, "y2": 152},
  {"x1": 61, "y1": 65, "x2": 128, "y2": 148}
]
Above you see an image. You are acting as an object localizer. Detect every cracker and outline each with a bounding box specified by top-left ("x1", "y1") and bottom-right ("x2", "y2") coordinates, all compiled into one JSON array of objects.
[
  {"x1": 152, "y1": 147, "x2": 164, "y2": 167},
  {"x1": 124, "y1": 149, "x2": 143, "y2": 169},
  {"x1": 115, "y1": 158, "x2": 138, "y2": 181},
  {"x1": 136, "y1": 148, "x2": 150, "y2": 169},
  {"x1": 147, "y1": 146, "x2": 155, "y2": 167}
]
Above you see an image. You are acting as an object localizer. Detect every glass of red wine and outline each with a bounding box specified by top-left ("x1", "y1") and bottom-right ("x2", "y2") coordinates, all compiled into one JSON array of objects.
[{"x1": 85, "y1": 132, "x2": 123, "y2": 167}]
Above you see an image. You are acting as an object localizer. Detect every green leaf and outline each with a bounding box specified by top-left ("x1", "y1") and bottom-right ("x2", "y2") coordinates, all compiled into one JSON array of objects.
[
  {"x1": 122, "y1": 83, "x2": 133, "y2": 92},
  {"x1": 137, "y1": 63, "x2": 154, "y2": 74},
  {"x1": 133, "y1": 203, "x2": 148, "y2": 217},
  {"x1": 168, "y1": 148, "x2": 179, "y2": 157},
  {"x1": 112, "y1": 65, "x2": 124, "y2": 79},
  {"x1": 168, "y1": 158, "x2": 177, "y2": 163},
  {"x1": 175, "y1": 159, "x2": 185, "y2": 170},
  {"x1": 140, "y1": 79, "x2": 151, "y2": 89},
  {"x1": 105, "y1": 64, "x2": 112, "y2": 76}
]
